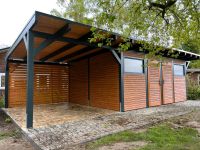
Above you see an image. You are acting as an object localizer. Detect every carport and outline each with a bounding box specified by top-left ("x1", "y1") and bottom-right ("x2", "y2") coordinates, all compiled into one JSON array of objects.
[{"x1": 5, "y1": 11, "x2": 123, "y2": 128}]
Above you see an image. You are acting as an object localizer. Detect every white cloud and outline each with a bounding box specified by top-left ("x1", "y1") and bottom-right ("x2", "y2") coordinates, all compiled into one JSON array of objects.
[{"x1": 0, "y1": 0, "x2": 57, "y2": 46}]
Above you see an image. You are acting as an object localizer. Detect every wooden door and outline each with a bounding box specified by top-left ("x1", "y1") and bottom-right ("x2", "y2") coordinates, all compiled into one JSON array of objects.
[
  {"x1": 148, "y1": 63, "x2": 162, "y2": 107},
  {"x1": 162, "y1": 62, "x2": 174, "y2": 104}
]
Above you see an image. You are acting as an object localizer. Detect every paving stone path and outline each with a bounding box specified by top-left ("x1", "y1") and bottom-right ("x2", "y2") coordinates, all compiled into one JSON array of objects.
[{"x1": 25, "y1": 101, "x2": 200, "y2": 150}]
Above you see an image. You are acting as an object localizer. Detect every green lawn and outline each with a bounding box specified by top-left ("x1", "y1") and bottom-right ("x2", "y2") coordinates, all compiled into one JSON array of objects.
[{"x1": 87, "y1": 123, "x2": 200, "y2": 150}]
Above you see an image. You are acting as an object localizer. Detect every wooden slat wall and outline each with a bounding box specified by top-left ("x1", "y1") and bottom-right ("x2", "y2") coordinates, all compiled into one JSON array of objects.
[
  {"x1": 8, "y1": 63, "x2": 69, "y2": 107},
  {"x1": 148, "y1": 63, "x2": 161, "y2": 107},
  {"x1": 174, "y1": 77, "x2": 186, "y2": 102},
  {"x1": 69, "y1": 59, "x2": 89, "y2": 105},
  {"x1": 0, "y1": 51, "x2": 6, "y2": 73},
  {"x1": 173, "y1": 60, "x2": 187, "y2": 102},
  {"x1": 123, "y1": 51, "x2": 147, "y2": 111},
  {"x1": 90, "y1": 52, "x2": 120, "y2": 111},
  {"x1": 162, "y1": 62, "x2": 174, "y2": 104}
]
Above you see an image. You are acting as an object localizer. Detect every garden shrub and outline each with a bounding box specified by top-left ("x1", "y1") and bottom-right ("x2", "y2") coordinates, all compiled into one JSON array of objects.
[{"x1": 187, "y1": 77, "x2": 200, "y2": 100}]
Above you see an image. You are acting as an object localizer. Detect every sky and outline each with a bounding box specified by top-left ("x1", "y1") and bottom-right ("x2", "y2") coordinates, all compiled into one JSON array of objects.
[{"x1": 0, "y1": 0, "x2": 58, "y2": 47}]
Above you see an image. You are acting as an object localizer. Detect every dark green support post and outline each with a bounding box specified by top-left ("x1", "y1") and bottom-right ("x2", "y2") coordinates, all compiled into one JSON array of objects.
[
  {"x1": 172, "y1": 61, "x2": 175, "y2": 102},
  {"x1": 160, "y1": 62, "x2": 164, "y2": 104},
  {"x1": 26, "y1": 31, "x2": 34, "y2": 128},
  {"x1": 144, "y1": 59, "x2": 149, "y2": 108},
  {"x1": 5, "y1": 60, "x2": 9, "y2": 108},
  {"x1": 120, "y1": 52, "x2": 124, "y2": 112}
]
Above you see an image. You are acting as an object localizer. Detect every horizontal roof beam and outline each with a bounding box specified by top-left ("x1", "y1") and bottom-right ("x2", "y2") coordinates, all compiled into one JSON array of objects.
[
  {"x1": 8, "y1": 59, "x2": 68, "y2": 66},
  {"x1": 40, "y1": 31, "x2": 93, "y2": 61},
  {"x1": 33, "y1": 24, "x2": 70, "y2": 56}
]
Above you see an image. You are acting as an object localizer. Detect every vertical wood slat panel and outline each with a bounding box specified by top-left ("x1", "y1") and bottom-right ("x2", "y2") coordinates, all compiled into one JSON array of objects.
[
  {"x1": 148, "y1": 63, "x2": 161, "y2": 107},
  {"x1": 8, "y1": 63, "x2": 69, "y2": 107},
  {"x1": 173, "y1": 61, "x2": 187, "y2": 103},
  {"x1": 90, "y1": 52, "x2": 120, "y2": 111},
  {"x1": 123, "y1": 51, "x2": 147, "y2": 111},
  {"x1": 69, "y1": 59, "x2": 89, "y2": 105},
  {"x1": 163, "y1": 62, "x2": 174, "y2": 104},
  {"x1": 174, "y1": 77, "x2": 186, "y2": 102}
]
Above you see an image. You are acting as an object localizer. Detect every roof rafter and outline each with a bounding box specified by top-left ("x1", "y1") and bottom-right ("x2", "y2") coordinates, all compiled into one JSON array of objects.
[{"x1": 40, "y1": 31, "x2": 93, "y2": 61}]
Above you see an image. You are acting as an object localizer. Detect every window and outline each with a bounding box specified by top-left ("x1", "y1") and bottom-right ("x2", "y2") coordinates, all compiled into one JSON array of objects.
[
  {"x1": 0, "y1": 73, "x2": 5, "y2": 90},
  {"x1": 174, "y1": 64, "x2": 185, "y2": 76},
  {"x1": 124, "y1": 58, "x2": 144, "y2": 74}
]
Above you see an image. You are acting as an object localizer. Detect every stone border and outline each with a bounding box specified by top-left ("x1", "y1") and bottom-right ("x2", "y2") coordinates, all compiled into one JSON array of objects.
[{"x1": 0, "y1": 108, "x2": 41, "y2": 150}]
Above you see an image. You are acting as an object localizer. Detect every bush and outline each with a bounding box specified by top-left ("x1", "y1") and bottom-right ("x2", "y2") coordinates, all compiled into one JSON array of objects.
[{"x1": 187, "y1": 78, "x2": 200, "y2": 100}]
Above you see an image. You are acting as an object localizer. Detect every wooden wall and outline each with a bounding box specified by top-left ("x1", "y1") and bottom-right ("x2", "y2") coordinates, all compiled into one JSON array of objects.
[
  {"x1": 0, "y1": 51, "x2": 7, "y2": 73},
  {"x1": 69, "y1": 52, "x2": 120, "y2": 111},
  {"x1": 69, "y1": 59, "x2": 89, "y2": 105},
  {"x1": 148, "y1": 62, "x2": 161, "y2": 107},
  {"x1": 90, "y1": 52, "x2": 120, "y2": 111},
  {"x1": 162, "y1": 61, "x2": 174, "y2": 104},
  {"x1": 174, "y1": 60, "x2": 186, "y2": 102},
  {"x1": 8, "y1": 63, "x2": 69, "y2": 107},
  {"x1": 123, "y1": 51, "x2": 187, "y2": 111},
  {"x1": 124, "y1": 51, "x2": 147, "y2": 110}
]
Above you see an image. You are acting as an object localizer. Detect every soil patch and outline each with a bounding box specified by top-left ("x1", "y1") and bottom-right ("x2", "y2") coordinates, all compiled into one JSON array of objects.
[
  {"x1": 98, "y1": 141, "x2": 147, "y2": 150},
  {"x1": 0, "y1": 110, "x2": 34, "y2": 150}
]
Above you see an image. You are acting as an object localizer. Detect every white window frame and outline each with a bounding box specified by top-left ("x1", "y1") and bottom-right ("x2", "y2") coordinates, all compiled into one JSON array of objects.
[{"x1": 0, "y1": 73, "x2": 5, "y2": 90}]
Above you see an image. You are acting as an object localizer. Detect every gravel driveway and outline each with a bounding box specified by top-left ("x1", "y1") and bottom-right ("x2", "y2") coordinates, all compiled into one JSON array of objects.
[{"x1": 22, "y1": 101, "x2": 200, "y2": 150}]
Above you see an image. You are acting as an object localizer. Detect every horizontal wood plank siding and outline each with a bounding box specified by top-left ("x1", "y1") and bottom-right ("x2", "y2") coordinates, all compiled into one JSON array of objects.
[
  {"x1": 148, "y1": 64, "x2": 161, "y2": 106},
  {"x1": 162, "y1": 62, "x2": 174, "y2": 104},
  {"x1": 90, "y1": 52, "x2": 120, "y2": 111},
  {"x1": 8, "y1": 63, "x2": 69, "y2": 107},
  {"x1": 69, "y1": 59, "x2": 89, "y2": 105},
  {"x1": 173, "y1": 61, "x2": 187, "y2": 102},
  {"x1": 123, "y1": 51, "x2": 146, "y2": 111},
  {"x1": 0, "y1": 51, "x2": 6, "y2": 73},
  {"x1": 174, "y1": 77, "x2": 186, "y2": 102}
]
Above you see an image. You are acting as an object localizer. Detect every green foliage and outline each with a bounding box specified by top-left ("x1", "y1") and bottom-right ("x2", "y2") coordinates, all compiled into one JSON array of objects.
[
  {"x1": 0, "y1": 97, "x2": 4, "y2": 108},
  {"x1": 5, "y1": 117, "x2": 12, "y2": 123},
  {"x1": 0, "y1": 130, "x2": 20, "y2": 140},
  {"x1": 87, "y1": 124, "x2": 200, "y2": 150},
  {"x1": 187, "y1": 77, "x2": 200, "y2": 100},
  {"x1": 51, "y1": 0, "x2": 200, "y2": 54},
  {"x1": 189, "y1": 60, "x2": 200, "y2": 69}
]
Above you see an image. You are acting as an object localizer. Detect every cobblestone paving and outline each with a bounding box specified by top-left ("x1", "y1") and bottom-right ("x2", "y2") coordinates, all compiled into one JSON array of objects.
[{"x1": 24, "y1": 101, "x2": 200, "y2": 150}]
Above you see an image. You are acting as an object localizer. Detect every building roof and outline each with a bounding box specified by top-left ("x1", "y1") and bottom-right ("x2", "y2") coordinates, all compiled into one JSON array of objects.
[
  {"x1": 6, "y1": 11, "x2": 200, "y2": 63},
  {"x1": 0, "y1": 47, "x2": 9, "y2": 54},
  {"x1": 187, "y1": 69, "x2": 200, "y2": 73}
]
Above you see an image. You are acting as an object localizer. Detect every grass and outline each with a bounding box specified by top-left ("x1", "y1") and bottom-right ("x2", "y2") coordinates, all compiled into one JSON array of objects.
[{"x1": 87, "y1": 123, "x2": 200, "y2": 150}]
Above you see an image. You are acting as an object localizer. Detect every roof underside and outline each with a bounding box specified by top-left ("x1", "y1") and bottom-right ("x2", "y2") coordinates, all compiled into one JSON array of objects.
[{"x1": 7, "y1": 11, "x2": 200, "y2": 62}]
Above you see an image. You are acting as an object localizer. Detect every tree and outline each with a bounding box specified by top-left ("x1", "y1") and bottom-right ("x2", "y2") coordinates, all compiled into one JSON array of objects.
[
  {"x1": 51, "y1": 0, "x2": 200, "y2": 56},
  {"x1": 181, "y1": 40, "x2": 200, "y2": 68}
]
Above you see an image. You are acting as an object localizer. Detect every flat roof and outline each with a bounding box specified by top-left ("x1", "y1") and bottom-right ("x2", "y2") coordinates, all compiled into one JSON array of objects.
[
  {"x1": 7, "y1": 11, "x2": 200, "y2": 62},
  {"x1": 187, "y1": 69, "x2": 200, "y2": 73}
]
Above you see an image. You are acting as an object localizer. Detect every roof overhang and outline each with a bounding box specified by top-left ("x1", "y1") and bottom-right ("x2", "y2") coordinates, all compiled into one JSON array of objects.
[
  {"x1": 6, "y1": 11, "x2": 200, "y2": 63},
  {"x1": 0, "y1": 47, "x2": 10, "y2": 54}
]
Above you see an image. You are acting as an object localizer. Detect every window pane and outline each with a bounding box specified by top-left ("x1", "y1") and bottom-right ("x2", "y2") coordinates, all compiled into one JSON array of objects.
[
  {"x1": 174, "y1": 65, "x2": 184, "y2": 76},
  {"x1": 124, "y1": 58, "x2": 144, "y2": 73}
]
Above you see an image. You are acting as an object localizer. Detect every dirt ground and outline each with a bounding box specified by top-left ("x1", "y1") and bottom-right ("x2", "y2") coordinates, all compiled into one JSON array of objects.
[{"x1": 0, "y1": 110, "x2": 34, "y2": 150}]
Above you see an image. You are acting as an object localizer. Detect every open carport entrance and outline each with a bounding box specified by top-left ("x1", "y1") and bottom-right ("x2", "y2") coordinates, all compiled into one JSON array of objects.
[{"x1": 5, "y1": 12, "x2": 122, "y2": 128}]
